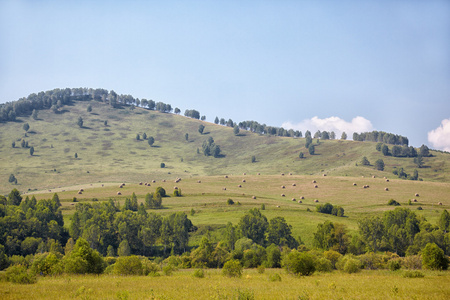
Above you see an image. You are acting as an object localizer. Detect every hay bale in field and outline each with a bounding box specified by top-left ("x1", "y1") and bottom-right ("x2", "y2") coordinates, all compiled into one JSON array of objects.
[
  {"x1": 385, "y1": 188, "x2": 389, "y2": 191},
  {"x1": 281, "y1": 185, "x2": 285, "y2": 189},
  {"x1": 292, "y1": 198, "x2": 296, "y2": 201},
  {"x1": 242, "y1": 179, "x2": 246, "y2": 183},
  {"x1": 119, "y1": 185, "x2": 123, "y2": 188},
  {"x1": 122, "y1": 183, "x2": 126, "y2": 186},
  {"x1": 300, "y1": 196, "x2": 305, "y2": 200},
  {"x1": 223, "y1": 187, "x2": 227, "y2": 190},
  {"x1": 197, "y1": 180, "x2": 202, "y2": 183},
  {"x1": 243, "y1": 173, "x2": 246, "y2": 175},
  {"x1": 415, "y1": 193, "x2": 419, "y2": 197},
  {"x1": 152, "y1": 180, "x2": 156, "y2": 183},
  {"x1": 353, "y1": 183, "x2": 357, "y2": 186},
  {"x1": 225, "y1": 175, "x2": 228, "y2": 178},
  {"x1": 174, "y1": 186, "x2": 178, "y2": 190},
  {"x1": 281, "y1": 173, "x2": 285, "y2": 176},
  {"x1": 323, "y1": 174, "x2": 327, "y2": 177},
  {"x1": 238, "y1": 184, "x2": 242, "y2": 188},
  {"x1": 281, "y1": 194, "x2": 285, "y2": 197},
  {"x1": 372, "y1": 175, "x2": 376, "y2": 178},
  {"x1": 101, "y1": 184, "x2": 104, "y2": 187},
  {"x1": 77, "y1": 191, "x2": 82, "y2": 195},
  {"x1": 162, "y1": 179, "x2": 166, "y2": 182},
  {"x1": 412, "y1": 199, "x2": 417, "y2": 202},
  {"x1": 292, "y1": 183, "x2": 296, "y2": 186},
  {"x1": 386, "y1": 179, "x2": 389, "y2": 182},
  {"x1": 252, "y1": 196, "x2": 256, "y2": 199},
  {"x1": 289, "y1": 173, "x2": 292, "y2": 175},
  {"x1": 276, "y1": 205, "x2": 280, "y2": 208},
  {"x1": 139, "y1": 182, "x2": 143, "y2": 185},
  {"x1": 314, "y1": 199, "x2": 319, "y2": 203},
  {"x1": 79, "y1": 188, "x2": 84, "y2": 192},
  {"x1": 298, "y1": 200, "x2": 302, "y2": 203},
  {"x1": 117, "y1": 192, "x2": 121, "y2": 195},
  {"x1": 314, "y1": 185, "x2": 318, "y2": 188},
  {"x1": 257, "y1": 172, "x2": 260, "y2": 175},
  {"x1": 312, "y1": 180, "x2": 316, "y2": 183},
  {"x1": 438, "y1": 202, "x2": 443, "y2": 205}
]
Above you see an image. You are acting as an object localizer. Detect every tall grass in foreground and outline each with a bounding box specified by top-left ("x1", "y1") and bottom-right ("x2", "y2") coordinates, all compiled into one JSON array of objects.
[{"x1": 1, "y1": 269, "x2": 449, "y2": 299}]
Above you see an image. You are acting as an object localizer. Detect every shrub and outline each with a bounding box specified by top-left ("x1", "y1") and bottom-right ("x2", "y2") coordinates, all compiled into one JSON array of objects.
[
  {"x1": 403, "y1": 255, "x2": 422, "y2": 270},
  {"x1": 162, "y1": 264, "x2": 175, "y2": 276},
  {"x1": 336, "y1": 255, "x2": 362, "y2": 274},
  {"x1": 324, "y1": 250, "x2": 342, "y2": 269},
  {"x1": 222, "y1": 259, "x2": 243, "y2": 278},
  {"x1": 403, "y1": 270, "x2": 425, "y2": 278},
  {"x1": 114, "y1": 256, "x2": 143, "y2": 275},
  {"x1": 358, "y1": 252, "x2": 383, "y2": 270},
  {"x1": 30, "y1": 253, "x2": 63, "y2": 276},
  {"x1": 421, "y1": 243, "x2": 449, "y2": 270},
  {"x1": 5, "y1": 265, "x2": 37, "y2": 284},
  {"x1": 160, "y1": 163, "x2": 165, "y2": 168},
  {"x1": 257, "y1": 265, "x2": 265, "y2": 274},
  {"x1": 283, "y1": 250, "x2": 315, "y2": 276},
  {"x1": 388, "y1": 259, "x2": 402, "y2": 271},
  {"x1": 314, "y1": 257, "x2": 333, "y2": 272},
  {"x1": 193, "y1": 268, "x2": 205, "y2": 278},
  {"x1": 155, "y1": 187, "x2": 166, "y2": 197},
  {"x1": 268, "y1": 273, "x2": 282, "y2": 282},
  {"x1": 227, "y1": 198, "x2": 234, "y2": 205},
  {"x1": 142, "y1": 260, "x2": 160, "y2": 276},
  {"x1": 388, "y1": 199, "x2": 400, "y2": 206}
]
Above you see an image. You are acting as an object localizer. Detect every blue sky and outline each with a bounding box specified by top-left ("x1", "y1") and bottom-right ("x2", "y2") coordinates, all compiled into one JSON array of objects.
[{"x1": 1, "y1": 1, "x2": 449, "y2": 149}]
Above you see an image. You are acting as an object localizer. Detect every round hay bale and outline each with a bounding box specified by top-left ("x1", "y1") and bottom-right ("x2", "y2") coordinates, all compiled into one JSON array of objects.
[
  {"x1": 225, "y1": 175, "x2": 228, "y2": 178},
  {"x1": 292, "y1": 198, "x2": 296, "y2": 201},
  {"x1": 77, "y1": 191, "x2": 82, "y2": 195},
  {"x1": 243, "y1": 173, "x2": 246, "y2": 175},
  {"x1": 323, "y1": 174, "x2": 327, "y2": 177},
  {"x1": 289, "y1": 172, "x2": 292, "y2": 175},
  {"x1": 281, "y1": 173, "x2": 285, "y2": 176},
  {"x1": 413, "y1": 199, "x2": 417, "y2": 202},
  {"x1": 276, "y1": 205, "x2": 280, "y2": 208},
  {"x1": 119, "y1": 185, "x2": 123, "y2": 188},
  {"x1": 174, "y1": 186, "x2": 178, "y2": 190},
  {"x1": 238, "y1": 184, "x2": 242, "y2": 188},
  {"x1": 415, "y1": 193, "x2": 419, "y2": 197},
  {"x1": 242, "y1": 179, "x2": 246, "y2": 183},
  {"x1": 386, "y1": 179, "x2": 389, "y2": 182},
  {"x1": 314, "y1": 199, "x2": 319, "y2": 203},
  {"x1": 300, "y1": 196, "x2": 305, "y2": 200},
  {"x1": 252, "y1": 196, "x2": 256, "y2": 199},
  {"x1": 197, "y1": 180, "x2": 202, "y2": 183},
  {"x1": 257, "y1": 172, "x2": 260, "y2": 175},
  {"x1": 438, "y1": 202, "x2": 443, "y2": 205},
  {"x1": 298, "y1": 200, "x2": 302, "y2": 204},
  {"x1": 292, "y1": 183, "x2": 296, "y2": 186},
  {"x1": 372, "y1": 175, "x2": 376, "y2": 178},
  {"x1": 353, "y1": 183, "x2": 357, "y2": 186},
  {"x1": 281, "y1": 185, "x2": 285, "y2": 189},
  {"x1": 139, "y1": 182, "x2": 143, "y2": 185},
  {"x1": 314, "y1": 185, "x2": 318, "y2": 188},
  {"x1": 117, "y1": 192, "x2": 121, "y2": 195},
  {"x1": 385, "y1": 187, "x2": 389, "y2": 191},
  {"x1": 79, "y1": 188, "x2": 84, "y2": 192},
  {"x1": 312, "y1": 180, "x2": 316, "y2": 183},
  {"x1": 281, "y1": 194, "x2": 285, "y2": 197},
  {"x1": 162, "y1": 179, "x2": 166, "y2": 182},
  {"x1": 152, "y1": 180, "x2": 156, "y2": 183},
  {"x1": 223, "y1": 187, "x2": 227, "y2": 190}
]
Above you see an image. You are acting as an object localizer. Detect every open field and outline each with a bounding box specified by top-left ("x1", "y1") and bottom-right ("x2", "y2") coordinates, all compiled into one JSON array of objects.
[
  {"x1": 1, "y1": 269, "x2": 449, "y2": 299},
  {"x1": 1, "y1": 100, "x2": 450, "y2": 196},
  {"x1": 25, "y1": 173, "x2": 450, "y2": 247}
]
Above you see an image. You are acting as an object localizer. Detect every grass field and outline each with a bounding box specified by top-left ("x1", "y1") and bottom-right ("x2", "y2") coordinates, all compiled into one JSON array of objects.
[
  {"x1": 1, "y1": 269, "x2": 449, "y2": 299},
  {"x1": 25, "y1": 173, "x2": 450, "y2": 248},
  {"x1": 1, "y1": 100, "x2": 449, "y2": 196}
]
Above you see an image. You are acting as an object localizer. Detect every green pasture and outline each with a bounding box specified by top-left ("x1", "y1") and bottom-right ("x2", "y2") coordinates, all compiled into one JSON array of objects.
[{"x1": 1, "y1": 269, "x2": 449, "y2": 299}]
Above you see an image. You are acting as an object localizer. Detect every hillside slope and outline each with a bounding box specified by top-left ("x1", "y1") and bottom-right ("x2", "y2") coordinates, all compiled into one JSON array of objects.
[{"x1": 0, "y1": 100, "x2": 449, "y2": 194}]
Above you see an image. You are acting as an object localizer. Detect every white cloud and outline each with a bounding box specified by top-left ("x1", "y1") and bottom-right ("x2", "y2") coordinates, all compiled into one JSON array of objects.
[
  {"x1": 428, "y1": 118, "x2": 450, "y2": 151},
  {"x1": 282, "y1": 116, "x2": 374, "y2": 139}
]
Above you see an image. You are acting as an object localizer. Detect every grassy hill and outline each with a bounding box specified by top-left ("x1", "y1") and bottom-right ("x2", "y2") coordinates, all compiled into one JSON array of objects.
[{"x1": 1, "y1": 100, "x2": 449, "y2": 195}]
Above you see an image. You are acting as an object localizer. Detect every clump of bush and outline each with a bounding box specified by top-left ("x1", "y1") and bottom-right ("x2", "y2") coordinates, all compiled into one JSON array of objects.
[
  {"x1": 336, "y1": 255, "x2": 362, "y2": 274},
  {"x1": 316, "y1": 203, "x2": 344, "y2": 217},
  {"x1": 388, "y1": 259, "x2": 402, "y2": 271},
  {"x1": 113, "y1": 256, "x2": 143, "y2": 275},
  {"x1": 283, "y1": 250, "x2": 315, "y2": 276},
  {"x1": 388, "y1": 199, "x2": 400, "y2": 206},
  {"x1": 222, "y1": 259, "x2": 242, "y2": 278},
  {"x1": 257, "y1": 265, "x2": 265, "y2": 274},
  {"x1": 314, "y1": 257, "x2": 333, "y2": 272},
  {"x1": 268, "y1": 273, "x2": 282, "y2": 282},
  {"x1": 403, "y1": 270, "x2": 425, "y2": 278},
  {"x1": 227, "y1": 198, "x2": 234, "y2": 205},
  {"x1": 5, "y1": 265, "x2": 37, "y2": 284},
  {"x1": 193, "y1": 268, "x2": 205, "y2": 278}
]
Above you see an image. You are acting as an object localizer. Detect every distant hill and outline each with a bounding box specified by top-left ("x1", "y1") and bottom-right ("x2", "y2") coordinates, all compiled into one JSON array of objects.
[{"x1": 1, "y1": 95, "x2": 449, "y2": 195}]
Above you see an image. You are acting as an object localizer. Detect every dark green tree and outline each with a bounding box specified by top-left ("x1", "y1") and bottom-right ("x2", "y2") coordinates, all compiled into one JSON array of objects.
[
  {"x1": 32, "y1": 109, "x2": 38, "y2": 120},
  {"x1": 251, "y1": 155, "x2": 256, "y2": 163},
  {"x1": 414, "y1": 156, "x2": 424, "y2": 168},
  {"x1": 185, "y1": 133, "x2": 188, "y2": 141},
  {"x1": 267, "y1": 217, "x2": 299, "y2": 248},
  {"x1": 29, "y1": 146, "x2": 34, "y2": 156},
  {"x1": 305, "y1": 136, "x2": 312, "y2": 148},
  {"x1": 148, "y1": 136, "x2": 154, "y2": 147},
  {"x1": 283, "y1": 250, "x2": 315, "y2": 276},
  {"x1": 11, "y1": 141, "x2": 15, "y2": 148},
  {"x1": 136, "y1": 134, "x2": 140, "y2": 140},
  {"x1": 174, "y1": 107, "x2": 181, "y2": 114},
  {"x1": 419, "y1": 145, "x2": 430, "y2": 157},
  {"x1": 382, "y1": 145, "x2": 389, "y2": 156},
  {"x1": 77, "y1": 116, "x2": 83, "y2": 128},
  {"x1": 142, "y1": 133, "x2": 147, "y2": 140},
  {"x1": 438, "y1": 210, "x2": 450, "y2": 233},
  {"x1": 214, "y1": 116, "x2": 219, "y2": 124},
  {"x1": 341, "y1": 132, "x2": 347, "y2": 140},
  {"x1": 87, "y1": 105, "x2": 92, "y2": 112},
  {"x1": 375, "y1": 159, "x2": 385, "y2": 171},
  {"x1": 233, "y1": 125, "x2": 240, "y2": 135},
  {"x1": 299, "y1": 152, "x2": 304, "y2": 159},
  {"x1": 198, "y1": 124, "x2": 205, "y2": 134},
  {"x1": 361, "y1": 156, "x2": 370, "y2": 166},
  {"x1": 7, "y1": 188, "x2": 22, "y2": 206},
  {"x1": 23, "y1": 123, "x2": 30, "y2": 132},
  {"x1": 308, "y1": 144, "x2": 315, "y2": 155},
  {"x1": 8, "y1": 174, "x2": 16, "y2": 184},
  {"x1": 422, "y1": 243, "x2": 448, "y2": 270},
  {"x1": 238, "y1": 208, "x2": 268, "y2": 246}
]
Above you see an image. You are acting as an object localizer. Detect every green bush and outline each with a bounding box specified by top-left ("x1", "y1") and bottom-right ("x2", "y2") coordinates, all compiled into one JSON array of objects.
[
  {"x1": 142, "y1": 260, "x2": 160, "y2": 276},
  {"x1": 268, "y1": 273, "x2": 282, "y2": 282},
  {"x1": 162, "y1": 264, "x2": 175, "y2": 276},
  {"x1": 388, "y1": 259, "x2": 402, "y2": 271},
  {"x1": 388, "y1": 199, "x2": 400, "y2": 206},
  {"x1": 283, "y1": 250, "x2": 315, "y2": 276},
  {"x1": 222, "y1": 259, "x2": 243, "y2": 278},
  {"x1": 315, "y1": 257, "x2": 333, "y2": 272},
  {"x1": 403, "y1": 270, "x2": 425, "y2": 278},
  {"x1": 114, "y1": 256, "x2": 143, "y2": 275},
  {"x1": 5, "y1": 265, "x2": 37, "y2": 284},
  {"x1": 155, "y1": 187, "x2": 166, "y2": 197},
  {"x1": 257, "y1": 265, "x2": 265, "y2": 274},
  {"x1": 30, "y1": 253, "x2": 63, "y2": 276},
  {"x1": 193, "y1": 268, "x2": 205, "y2": 278},
  {"x1": 227, "y1": 198, "x2": 234, "y2": 205},
  {"x1": 336, "y1": 255, "x2": 362, "y2": 274},
  {"x1": 421, "y1": 243, "x2": 449, "y2": 270}
]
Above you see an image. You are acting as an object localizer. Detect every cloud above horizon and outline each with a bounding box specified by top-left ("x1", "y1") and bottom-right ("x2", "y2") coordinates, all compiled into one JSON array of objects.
[
  {"x1": 282, "y1": 116, "x2": 374, "y2": 139},
  {"x1": 428, "y1": 118, "x2": 450, "y2": 152}
]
